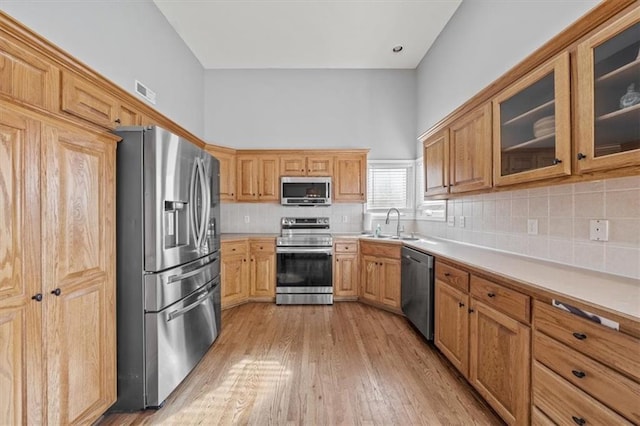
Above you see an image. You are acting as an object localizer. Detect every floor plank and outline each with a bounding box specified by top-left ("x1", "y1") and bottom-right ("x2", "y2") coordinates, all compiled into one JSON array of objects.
[{"x1": 100, "y1": 302, "x2": 503, "y2": 425}]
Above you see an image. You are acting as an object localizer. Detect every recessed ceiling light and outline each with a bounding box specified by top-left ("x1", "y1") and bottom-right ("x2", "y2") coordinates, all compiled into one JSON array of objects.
[{"x1": 392, "y1": 45, "x2": 403, "y2": 53}]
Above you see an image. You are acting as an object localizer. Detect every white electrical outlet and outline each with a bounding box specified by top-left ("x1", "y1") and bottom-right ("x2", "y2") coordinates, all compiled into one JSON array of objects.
[
  {"x1": 459, "y1": 216, "x2": 465, "y2": 228},
  {"x1": 244, "y1": 215, "x2": 250, "y2": 224},
  {"x1": 448, "y1": 216, "x2": 455, "y2": 227},
  {"x1": 527, "y1": 219, "x2": 538, "y2": 235},
  {"x1": 589, "y1": 219, "x2": 609, "y2": 241},
  {"x1": 342, "y1": 215, "x2": 348, "y2": 223}
]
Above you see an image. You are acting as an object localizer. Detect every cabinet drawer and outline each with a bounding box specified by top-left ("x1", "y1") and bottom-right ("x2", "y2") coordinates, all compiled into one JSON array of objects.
[
  {"x1": 335, "y1": 240, "x2": 358, "y2": 253},
  {"x1": 534, "y1": 331, "x2": 640, "y2": 423},
  {"x1": 435, "y1": 261, "x2": 469, "y2": 293},
  {"x1": 470, "y1": 276, "x2": 530, "y2": 324},
  {"x1": 533, "y1": 361, "x2": 632, "y2": 426},
  {"x1": 359, "y1": 241, "x2": 400, "y2": 259},
  {"x1": 534, "y1": 301, "x2": 640, "y2": 382},
  {"x1": 221, "y1": 240, "x2": 248, "y2": 256},
  {"x1": 249, "y1": 240, "x2": 275, "y2": 254}
]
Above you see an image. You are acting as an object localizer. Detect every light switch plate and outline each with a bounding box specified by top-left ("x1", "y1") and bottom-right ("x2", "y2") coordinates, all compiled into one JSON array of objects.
[
  {"x1": 589, "y1": 219, "x2": 609, "y2": 241},
  {"x1": 244, "y1": 215, "x2": 250, "y2": 223},
  {"x1": 459, "y1": 216, "x2": 465, "y2": 228},
  {"x1": 527, "y1": 219, "x2": 538, "y2": 235},
  {"x1": 448, "y1": 216, "x2": 455, "y2": 227}
]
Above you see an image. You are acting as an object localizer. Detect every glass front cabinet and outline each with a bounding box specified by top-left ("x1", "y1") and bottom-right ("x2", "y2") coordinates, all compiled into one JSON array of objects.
[
  {"x1": 492, "y1": 52, "x2": 571, "y2": 186},
  {"x1": 576, "y1": 7, "x2": 640, "y2": 173}
]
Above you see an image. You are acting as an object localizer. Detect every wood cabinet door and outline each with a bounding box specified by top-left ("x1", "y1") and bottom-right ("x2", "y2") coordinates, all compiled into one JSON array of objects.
[
  {"x1": 449, "y1": 103, "x2": 492, "y2": 193},
  {"x1": 250, "y1": 253, "x2": 275, "y2": 298},
  {"x1": 307, "y1": 155, "x2": 333, "y2": 176},
  {"x1": 0, "y1": 32, "x2": 60, "y2": 112},
  {"x1": 334, "y1": 154, "x2": 366, "y2": 202},
  {"x1": 334, "y1": 253, "x2": 359, "y2": 298},
  {"x1": 380, "y1": 258, "x2": 401, "y2": 309},
  {"x1": 258, "y1": 156, "x2": 279, "y2": 200},
  {"x1": 434, "y1": 280, "x2": 469, "y2": 377},
  {"x1": 206, "y1": 147, "x2": 236, "y2": 201},
  {"x1": 575, "y1": 7, "x2": 640, "y2": 173},
  {"x1": 236, "y1": 156, "x2": 258, "y2": 201},
  {"x1": 221, "y1": 254, "x2": 249, "y2": 308},
  {"x1": 469, "y1": 299, "x2": 530, "y2": 426},
  {"x1": 279, "y1": 156, "x2": 306, "y2": 176},
  {"x1": 0, "y1": 108, "x2": 42, "y2": 425},
  {"x1": 360, "y1": 256, "x2": 379, "y2": 303},
  {"x1": 423, "y1": 129, "x2": 450, "y2": 196},
  {"x1": 61, "y1": 72, "x2": 120, "y2": 130},
  {"x1": 117, "y1": 103, "x2": 141, "y2": 126},
  {"x1": 41, "y1": 123, "x2": 116, "y2": 425}
]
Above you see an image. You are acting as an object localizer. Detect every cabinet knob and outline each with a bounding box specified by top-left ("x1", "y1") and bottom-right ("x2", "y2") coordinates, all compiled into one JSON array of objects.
[
  {"x1": 444, "y1": 272, "x2": 451, "y2": 277},
  {"x1": 572, "y1": 332, "x2": 587, "y2": 340},
  {"x1": 468, "y1": 308, "x2": 475, "y2": 313},
  {"x1": 571, "y1": 370, "x2": 586, "y2": 379},
  {"x1": 577, "y1": 153, "x2": 587, "y2": 160},
  {"x1": 572, "y1": 416, "x2": 586, "y2": 425},
  {"x1": 307, "y1": 169, "x2": 310, "y2": 172},
  {"x1": 51, "y1": 288, "x2": 61, "y2": 296},
  {"x1": 487, "y1": 292, "x2": 495, "y2": 298},
  {"x1": 552, "y1": 158, "x2": 562, "y2": 165},
  {"x1": 458, "y1": 302, "x2": 465, "y2": 308},
  {"x1": 115, "y1": 118, "x2": 121, "y2": 124},
  {"x1": 31, "y1": 293, "x2": 43, "y2": 302}
]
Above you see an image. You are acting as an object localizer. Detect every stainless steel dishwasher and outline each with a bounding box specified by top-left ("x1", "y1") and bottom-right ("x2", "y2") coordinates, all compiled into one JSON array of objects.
[{"x1": 401, "y1": 246, "x2": 435, "y2": 340}]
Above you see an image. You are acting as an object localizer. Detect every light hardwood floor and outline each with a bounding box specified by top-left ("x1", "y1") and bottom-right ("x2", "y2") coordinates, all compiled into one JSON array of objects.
[{"x1": 100, "y1": 303, "x2": 502, "y2": 425}]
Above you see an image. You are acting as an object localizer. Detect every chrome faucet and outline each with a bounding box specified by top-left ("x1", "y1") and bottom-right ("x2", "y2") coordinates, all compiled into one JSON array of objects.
[{"x1": 385, "y1": 208, "x2": 402, "y2": 238}]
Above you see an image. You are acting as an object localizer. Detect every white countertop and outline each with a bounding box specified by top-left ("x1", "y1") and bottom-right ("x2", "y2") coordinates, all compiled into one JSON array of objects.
[{"x1": 369, "y1": 235, "x2": 640, "y2": 320}]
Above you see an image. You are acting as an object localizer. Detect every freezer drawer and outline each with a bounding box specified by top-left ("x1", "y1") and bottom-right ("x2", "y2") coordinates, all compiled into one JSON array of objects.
[{"x1": 145, "y1": 277, "x2": 221, "y2": 407}]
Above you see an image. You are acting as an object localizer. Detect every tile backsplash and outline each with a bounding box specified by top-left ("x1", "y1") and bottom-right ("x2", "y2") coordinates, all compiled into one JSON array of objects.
[
  {"x1": 221, "y1": 176, "x2": 640, "y2": 280},
  {"x1": 414, "y1": 176, "x2": 640, "y2": 279}
]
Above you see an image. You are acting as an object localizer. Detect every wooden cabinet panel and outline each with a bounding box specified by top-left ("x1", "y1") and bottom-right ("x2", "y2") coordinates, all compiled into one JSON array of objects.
[
  {"x1": 41, "y1": 122, "x2": 116, "y2": 424},
  {"x1": 449, "y1": 103, "x2": 492, "y2": 193},
  {"x1": 360, "y1": 256, "x2": 379, "y2": 303},
  {"x1": 221, "y1": 254, "x2": 249, "y2": 308},
  {"x1": 534, "y1": 331, "x2": 640, "y2": 423},
  {"x1": 236, "y1": 156, "x2": 258, "y2": 201},
  {"x1": 470, "y1": 275, "x2": 530, "y2": 324},
  {"x1": 358, "y1": 242, "x2": 401, "y2": 311},
  {"x1": 117, "y1": 103, "x2": 140, "y2": 126},
  {"x1": 534, "y1": 301, "x2": 640, "y2": 381},
  {"x1": 205, "y1": 146, "x2": 236, "y2": 201},
  {"x1": 334, "y1": 252, "x2": 359, "y2": 298},
  {"x1": 380, "y1": 258, "x2": 400, "y2": 309},
  {"x1": 61, "y1": 72, "x2": 120, "y2": 130},
  {"x1": 334, "y1": 154, "x2": 366, "y2": 202},
  {"x1": 249, "y1": 239, "x2": 275, "y2": 298},
  {"x1": 359, "y1": 240, "x2": 401, "y2": 258},
  {"x1": 280, "y1": 156, "x2": 306, "y2": 176},
  {"x1": 258, "y1": 156, "x2": 279, "y2": 200},
  {"x1": 307, "y1": 156, "x2": 333, "y2": 176},
  {"x1": 423, "y1": 129, "x2": 450, "y2": 196},
  {"x1": 0, "y1": 306, "x2": 28, "y2": 425},
  {"x1": 469, "y1": 299, "x2": 530, "y2": 425},
  {"x1": 0, "y1": 32, "x2": 59, "y2": 111},
  {"x1": 434, "y1": 280, "x2": 469, "y2": 377},
  {"x1": 280, "y1": 155, "x2": 333, "y2": 177},
  {"x1": 533, "y1": 361, "x2": 631, "y2": 426},
  {"x1": 435, "y1": 261, "x2": 469, "y2": 293}
]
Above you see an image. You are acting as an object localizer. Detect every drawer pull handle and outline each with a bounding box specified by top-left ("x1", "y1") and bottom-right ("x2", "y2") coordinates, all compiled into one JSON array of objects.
[
  {"x1": 458, "y1": 302, "x2": 465, "y2": 307},
  {"x1": 572, "y1": 416, "x2": 586, "y2": 425},
  {"x1": 487, "y1": 292, "x2": 495, "y2": 298},
  {"x1": 572, "y1": 370, "x2": 586, "y2": 379},
  {"x1": 444, "y1": 272, "x2": 451, "y2": 277},
  {"x1": 572, "y1": 332, "x2": 587, "y2": 340}
]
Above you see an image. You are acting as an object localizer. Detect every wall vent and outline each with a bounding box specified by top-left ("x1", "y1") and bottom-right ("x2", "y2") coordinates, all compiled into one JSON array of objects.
[{"x1": 135, "y1": 80, "x2": 156, "y2": 105}]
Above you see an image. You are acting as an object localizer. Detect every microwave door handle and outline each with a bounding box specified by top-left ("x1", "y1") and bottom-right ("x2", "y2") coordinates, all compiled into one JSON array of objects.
[{"x1": 189, "y1": 159, "x2": 199, "y2": 245}]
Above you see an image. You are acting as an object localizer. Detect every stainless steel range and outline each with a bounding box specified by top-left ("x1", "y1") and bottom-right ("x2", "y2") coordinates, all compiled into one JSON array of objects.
[{"x1": 276, "y1": 217, "x2": 333, "y2": 305}]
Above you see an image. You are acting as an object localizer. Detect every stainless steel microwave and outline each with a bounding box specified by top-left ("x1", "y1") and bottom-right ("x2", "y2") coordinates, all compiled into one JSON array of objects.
[{"x1": 280, "y1": 177, "x2": 331, "y2": 206}]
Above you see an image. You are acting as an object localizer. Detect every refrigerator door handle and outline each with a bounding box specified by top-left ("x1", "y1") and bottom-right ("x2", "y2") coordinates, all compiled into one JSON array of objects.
[
  {"x1": 189, "y1": 158, "x2": 199, "y2": 245},
  {"x1": 196, "y1": 158, "x2": 208, "y2": 249}
]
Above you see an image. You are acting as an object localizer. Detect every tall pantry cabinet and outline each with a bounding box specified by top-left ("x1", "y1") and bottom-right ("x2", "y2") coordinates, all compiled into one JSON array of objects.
[{"x1": 0, "y1": 101, "x2": 118, "y2": 424}]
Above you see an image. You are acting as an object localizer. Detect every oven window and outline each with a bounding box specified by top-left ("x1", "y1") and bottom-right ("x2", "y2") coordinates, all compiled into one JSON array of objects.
[{"x1": 277, "y1": 253, "x2": 332, "y2": 287}]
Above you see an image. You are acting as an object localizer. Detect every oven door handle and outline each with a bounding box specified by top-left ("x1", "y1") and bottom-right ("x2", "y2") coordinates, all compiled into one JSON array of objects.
[{"x1": 276, "y1": 247, "x2": 333, "y2": 255}]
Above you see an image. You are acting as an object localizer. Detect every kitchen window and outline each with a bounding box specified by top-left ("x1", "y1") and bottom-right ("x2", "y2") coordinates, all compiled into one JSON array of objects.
[{"x1": 366, "y1": 160, "x2": 415, "y2": 214}]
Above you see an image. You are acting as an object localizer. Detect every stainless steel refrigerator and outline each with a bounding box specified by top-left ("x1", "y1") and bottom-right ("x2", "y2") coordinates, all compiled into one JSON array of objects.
[{"x1": 111, "y1": 126, "x2": 221, "y2": 411}]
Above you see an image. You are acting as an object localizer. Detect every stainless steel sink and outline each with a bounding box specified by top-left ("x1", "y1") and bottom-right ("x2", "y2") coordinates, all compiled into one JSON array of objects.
[{"x1": 390, "y1": 236, "x2": 420, "y2": 241}]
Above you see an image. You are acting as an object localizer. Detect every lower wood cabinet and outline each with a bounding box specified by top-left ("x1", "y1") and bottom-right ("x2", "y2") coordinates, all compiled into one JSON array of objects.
[
  {"x1": 359, "y1": 241, "x2": 401, "y2": 311},
  {"x1": 221, "y1": 238, "x2": 276, "y2": 308},
  {"x1": 0, "y1": 102, "x2": 118, "y2": 425},
  {"x1": 433, "y1": 260, "x2": 531, "y2": 426},
  {"x1": 333, "y1": 239, "x2": 359, "y2": 299}
]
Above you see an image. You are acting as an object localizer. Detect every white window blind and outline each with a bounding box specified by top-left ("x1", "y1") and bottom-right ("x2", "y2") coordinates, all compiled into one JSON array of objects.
[{"x1": 367, "y1": 163, "x2": 413, "y2": 210}]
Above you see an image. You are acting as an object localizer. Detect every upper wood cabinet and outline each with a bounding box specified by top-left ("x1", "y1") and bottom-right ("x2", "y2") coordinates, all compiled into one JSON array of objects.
[
  {"x1": 61, "y1": 72, "x2": 121, "y2": 129},
  {"x1": 258, "y1": 155, "x2": 279, "y2": 200},
  {"x1": 236, "y1": 154, "x2": 279, "y2": 201},
  {"x1": 334, "y1": 153, "x2": 367, "y2": 202},
  {"x1": 0, "y1": 102, "x2": 118, "y2": 425},
  {"x1": 0, "y1": 30, "x2": 59, "y2": 112},
  {"x1": 280, "y1": 155, "x2": 333, "y2": 177},
  {"x1": 576, "y1": 6, "x2": 640, "y2": 173},
  {"x1": 449, "y1": 103, "x2": 493, "y2": 194},
  {"x1": 205, "y1": 145, "x2": 236, "y2": 201},
  {"x1": 493, "y1": 52, "x2": 572, "y2": 186},
  {"x1": 423, "y1": 129, "x2": 450, "y2": 197}
]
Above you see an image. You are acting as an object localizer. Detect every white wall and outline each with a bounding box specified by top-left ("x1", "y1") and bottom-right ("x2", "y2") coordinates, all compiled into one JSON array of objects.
[
  {"x1": 204, "y1": 69, "x2": 416, "y2": 159},
  {"x1": 0, "y1": 0, "x2": 205, "y2": 138},
  {"x1": 415, "y1": 0, "x2": 599, "y2": 137}
]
